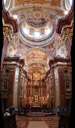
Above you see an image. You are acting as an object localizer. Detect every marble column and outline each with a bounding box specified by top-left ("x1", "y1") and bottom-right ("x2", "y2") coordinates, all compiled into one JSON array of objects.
[
  {"x1": 13, "y1": 67, "x2": 19, "y2": 107},
  {"x1": 54, "y1": 67, "x2": 60, "y2": 107}
]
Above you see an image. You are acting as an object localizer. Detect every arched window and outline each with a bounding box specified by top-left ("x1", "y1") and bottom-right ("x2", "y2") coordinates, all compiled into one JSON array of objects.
[
  {"x1": 3, "y1": 0, "x2": 7, "y2": 5},
  {"x1": 3, "y1": 0, "x2": 11, "y2": 10},
  {"x1": 65, "y1": 0, "x2": 73, "y2": 11}
]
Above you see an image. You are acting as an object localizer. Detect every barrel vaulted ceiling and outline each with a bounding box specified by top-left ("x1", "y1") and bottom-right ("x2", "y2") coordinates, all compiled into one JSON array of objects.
[{"x1": 3, "y1": 0, "x2": 74, "y2": 80}]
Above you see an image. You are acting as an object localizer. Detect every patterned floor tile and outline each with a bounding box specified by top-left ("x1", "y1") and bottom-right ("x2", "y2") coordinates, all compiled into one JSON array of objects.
[{"x1": 16, "y1": 115, "x2": 59, "y2": 128}]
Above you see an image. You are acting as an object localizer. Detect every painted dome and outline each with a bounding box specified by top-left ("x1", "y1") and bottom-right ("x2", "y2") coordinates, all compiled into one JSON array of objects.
[{"x1": 19, "y1": 12, "x2": 55, "y2": 46}]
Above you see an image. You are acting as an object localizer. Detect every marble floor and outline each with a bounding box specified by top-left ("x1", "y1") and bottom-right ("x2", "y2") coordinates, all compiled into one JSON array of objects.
[
  {"x1": 16, "y1": 115, "x2": 59, "y2": 128},
  {"x1": 27, "y1": 121, "x2": 48, "y2": 128}
]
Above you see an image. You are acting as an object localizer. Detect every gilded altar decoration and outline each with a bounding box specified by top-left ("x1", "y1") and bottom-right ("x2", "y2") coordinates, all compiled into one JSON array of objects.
[
  {"x1": 24, "y1": 79, "x2": 48, "y2": 107},
  {"x1": 61, "y1": 25, "x2": 73, "y2": 46}
]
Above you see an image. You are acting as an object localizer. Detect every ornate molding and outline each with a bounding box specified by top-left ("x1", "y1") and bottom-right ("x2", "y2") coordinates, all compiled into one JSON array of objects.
[
  {"x1": 3, "y1": 26, "x2": 13, "y2": 42},
  {"x1": 49, "y1": 57, "x2": 71, "y2": 66},
  {"x1": 56, "y1": 1, "x2": 74, "y2": 34},
  {"x1": 61, "y1": 24, "x2": 73, "y2": 40},
  {"x1": 2, "y1": 57, "x2": 25, "y2": 70},
  {"x1": 2, "y1": 8, "x2": 18, "y2": 33}
]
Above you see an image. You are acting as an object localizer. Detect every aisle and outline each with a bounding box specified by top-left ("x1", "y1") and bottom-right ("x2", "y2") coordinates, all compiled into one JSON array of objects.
[
  {"x1": 16, "y1": 115, "x2": 59, "y2": 128},
  {"x1": 27, "y1": 121, "x2": 48, "y2": 128}
]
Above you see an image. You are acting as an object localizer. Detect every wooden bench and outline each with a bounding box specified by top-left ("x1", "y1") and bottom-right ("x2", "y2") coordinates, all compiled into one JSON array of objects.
[
  {"x1": 3, "y1": 114, "x2": 17, "y2": 128},
  {"x1": 59, "y1": 112, "x2": 70, "y2": 128}
]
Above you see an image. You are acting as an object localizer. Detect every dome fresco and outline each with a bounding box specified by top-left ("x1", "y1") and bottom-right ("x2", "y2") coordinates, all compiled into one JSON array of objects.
[
  {"x1": 21, "y1": 19, "x2": 54, "y2": 42},
  {"x1": 18, "y1": 11, "x2": 55, "y2": 46}
]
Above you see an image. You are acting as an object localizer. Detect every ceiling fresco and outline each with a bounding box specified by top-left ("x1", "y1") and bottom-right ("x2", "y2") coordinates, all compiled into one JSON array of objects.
[
  {"x1": 3, "y1": 0, "x2": 74, "y2": 80},
  {"x1": 20, "y1": 19, "x2": 54, "y2": 42},
  {"x1": 4, "y1": 0, "x2": 72, "y2": 47},
  {"x1": 24, "y1": 48, "x2": 50, "y2": 79},
  {"x1": 18, "y1": 10, "x2": 56, "y2": 46},
  {"x1": 4, "y1": 0, "x2": 73, "y2": 11}
]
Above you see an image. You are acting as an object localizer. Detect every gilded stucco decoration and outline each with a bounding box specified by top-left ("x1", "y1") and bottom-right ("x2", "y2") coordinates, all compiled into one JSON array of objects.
[
  {"x1": 61, "y1": 19, "x2": 73, "y2": 46},
  {"x1": 59, "y1": 19, "x2": 73, "y2": 58},
  {"x1": 6, "y1": 33, "x2": 29, "y2": 58},
  {"x1": 3, "y1": 25, "x2": 13, "y2": 42},
  {"x1": 55, "y1": 33, "x2": 68, "y2": 58},
  {"x1": 6, "y1": 33, "x2": 18, "y2": 56}
]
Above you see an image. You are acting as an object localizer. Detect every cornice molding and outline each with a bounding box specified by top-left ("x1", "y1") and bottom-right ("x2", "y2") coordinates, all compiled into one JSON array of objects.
[
  {"x1": 2, "y1": 8, "x2": 18, "y2": 33},
  {"x1": 3, "y1": 56, "x2": 24, "y2": 66},
  {"x1": 56, "y1": 1, "x2": 74, "y2": 34},
  {"x1": 49, "y1": 57, "x2": 71, "y2": 66}
]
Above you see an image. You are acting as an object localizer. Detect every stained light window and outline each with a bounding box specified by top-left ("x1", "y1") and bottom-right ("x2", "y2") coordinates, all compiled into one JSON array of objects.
[
  {"x1": 34, "y1": 31, "x2": 40, "y2": 38},
  {"x1": 65, "y1": 0, "x2": 73, "y2": 11},
  {"x1": 45, "y1": 28, "x2": 51, "y2": 35},
  {"x1": 13, "y1": 15, "x2": 18, "y2": 19},
  {"x1": 23, "y1": 28, "x2": 29, "y2": 35},
  {"x1": 3, "y1": 0, "x2": 11, "y2": 10},
  {"x1": 4, "y1": 0, "x2": 7, "y2": 5}
]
